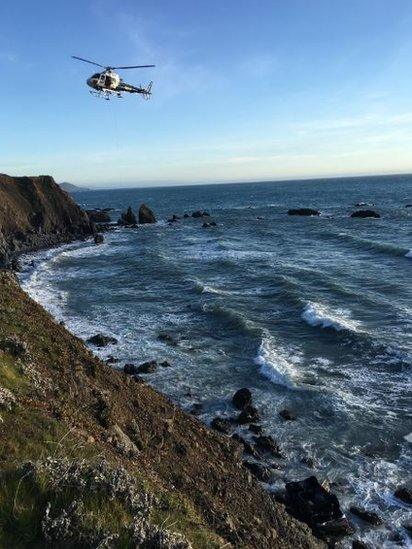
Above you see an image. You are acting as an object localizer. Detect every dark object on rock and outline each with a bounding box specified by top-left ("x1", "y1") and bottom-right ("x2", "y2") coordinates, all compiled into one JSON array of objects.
[
  {"x1": 349, "y1": 506, "x2": 382, "y2": 525},
  {"x1": 119, "y1": 206, "x2": 137, "y2": 225},
  {"x1": 94, "y1": 234, "x2": 104, "y2": 244},
  {"x1": 209, "y1": 221, "x2": 217, "y2": 227},
  {"x1": 248, "y1": 424, "x2": 263, "y2": 434},
  {"x1": 192, "y1": 210, "x2": 203, "y2": 218},
  {"x1": 202, "y1": 222, "x2": 210, "y2": 228},
  {"x1": 86, "y1": 209, "x2": 111, "y2": 223},
  {"x1": 350, "y1": 210, "x2": 380, "y2": 219},
  {"x1": 139, "y1": 204, "x2": 156, "y2": 224},
  {"x1": 158, "y1": 333, "x2": 178, "y2": 346},
  {"x1": 253, "y1": 435, "x2": 281, "y2": 457},
  {"x1": 189, "y1": 403, "x2": 203, "y2": 416},
  {"x1": 87, "y1": 334, "x2": 118, "y2": 347},
  {"x1": 183, "y1": 213, "x2": 190, "y2": 218},
  {"x1": 124, "y1": 363, "x2": 138, "y2": 375},
  {"x1": 137, "y1": 361, "x2": 158, "y2": 374},
  {"x1": 406, "y1": 204, "x2": 412, "y2": 208},
  {"x1": 394, "y1": 486, "x2": 412, "y2": 504},
  {"x1": 232, "y1": 388, "x2": 252, "y2": 410},
  {"x1": 257, "y1": 216, "x2": 264, "y2": 220},
  {"x1": 243, "y1": 461, "x2": 272, "y2": 483},
  {"x1": 211, "y1": 417, "x2": 233, "y2": 434},
  {"x1": 160, "y1": 360, "x2": 172, "y2": 368},
  {"x1": 288, "y1": 208, "x2": 320, "y2": 216},
  {"x1": 285, "y1": 476, "x2": 351, "y2": 538},
  {"x1": 279, "y1": 409, "x2": 297, "y2": 421},
  {"x1": 238, "y1": 405, "x2": 260, "y2": 424}
]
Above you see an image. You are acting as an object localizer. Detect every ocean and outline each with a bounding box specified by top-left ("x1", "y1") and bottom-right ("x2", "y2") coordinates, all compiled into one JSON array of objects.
[{"x1": 20, "y1": 175, "x2": 412, "y2": 547}]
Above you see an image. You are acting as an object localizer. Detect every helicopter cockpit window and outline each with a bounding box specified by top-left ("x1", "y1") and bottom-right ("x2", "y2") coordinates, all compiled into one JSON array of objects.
[{"x1": 91, "y1": 73, "x2": 100, "y2": 79}]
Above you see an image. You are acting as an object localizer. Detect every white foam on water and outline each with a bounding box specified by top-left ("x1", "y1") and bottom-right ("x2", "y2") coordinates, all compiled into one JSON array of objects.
[
  {"x1": 404, "y1": 433, "x2": 412, "y2": 443},
  {"x1": 254, "y1": 331, "x2": 302, "y2": 388},
  {"x1": 405, "y1": 249, "x2": 412, "y2": 258},
  {"x1": 302, "y1": 301, "x2": 362, "y2": 333}
]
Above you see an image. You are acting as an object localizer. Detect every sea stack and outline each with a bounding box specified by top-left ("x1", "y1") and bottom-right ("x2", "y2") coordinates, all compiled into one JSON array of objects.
[{"x1": 139, "y1": 204, "x2": 156, "y2": 224}]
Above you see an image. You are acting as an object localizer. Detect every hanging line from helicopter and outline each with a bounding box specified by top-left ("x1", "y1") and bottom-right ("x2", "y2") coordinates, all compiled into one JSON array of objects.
[{"x1": 71, "y1": 56, "x2": 155, "y2": 100}]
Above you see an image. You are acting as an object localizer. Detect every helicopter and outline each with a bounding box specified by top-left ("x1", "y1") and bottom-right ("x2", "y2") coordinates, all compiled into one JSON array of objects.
[{"x1": 72, "y1": 56, "x2": 155, "y2": 100}]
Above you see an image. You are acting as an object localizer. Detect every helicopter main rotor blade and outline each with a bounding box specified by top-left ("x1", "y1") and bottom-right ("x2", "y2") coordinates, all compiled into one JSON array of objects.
[
  {"x1": 113, "y1": 65, "x2": 155, "y2": 69},
  {"x1": 72, "y1": 56, "x2": 105, "y2": 68}
]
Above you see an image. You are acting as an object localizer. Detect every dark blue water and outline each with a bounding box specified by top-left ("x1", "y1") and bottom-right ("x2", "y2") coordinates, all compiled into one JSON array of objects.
[{"x1": 21, "y1": 176, "x2": 412, "y2": 546}]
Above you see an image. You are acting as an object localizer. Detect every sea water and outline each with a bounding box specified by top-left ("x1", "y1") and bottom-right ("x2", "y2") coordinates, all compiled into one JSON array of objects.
[{"x1": 20, "y1": 175, "x2": 412, "y2": 547}]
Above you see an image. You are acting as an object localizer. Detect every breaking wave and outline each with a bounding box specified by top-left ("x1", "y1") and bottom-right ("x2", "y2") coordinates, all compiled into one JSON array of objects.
[
  {"x1": 254, "y1": 331, "x2": 301, "y2": 388},
  {"x1": 302, "y1": 302, "x2": 362, "y2": 333}
]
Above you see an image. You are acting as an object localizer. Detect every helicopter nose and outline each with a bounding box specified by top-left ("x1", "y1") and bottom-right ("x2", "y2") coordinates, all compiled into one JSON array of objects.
[{"x1": 87, "y1": 77, "x2": 93, "y2": 88}]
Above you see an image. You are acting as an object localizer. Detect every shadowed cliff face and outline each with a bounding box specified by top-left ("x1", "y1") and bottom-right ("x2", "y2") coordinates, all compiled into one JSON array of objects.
[{"x1": 0, "y1": 174, "x2": 94, "y2": 267}]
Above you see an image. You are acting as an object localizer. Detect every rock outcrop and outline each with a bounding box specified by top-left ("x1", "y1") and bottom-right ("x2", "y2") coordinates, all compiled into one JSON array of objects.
[
  {"x1": 139, "y1": 204, "x2": 156, "y2": 224},
  {"x1": 288, "y1": 208, "x2": 320, "y2": 216},
  {"x1": 0, "y1": 174, "x2": 94, "y2": 268},
  {"x1": 350, "y1": 210, "x2": 380, "y2": 218},
  {"x1": 86, "y1": 209, "x2": 111, "y2": 223}
]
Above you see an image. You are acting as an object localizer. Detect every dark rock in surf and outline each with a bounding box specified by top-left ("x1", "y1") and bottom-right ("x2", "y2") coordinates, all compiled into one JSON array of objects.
[
  {"x1": 248, "y1": 424, "x2": 263, "y2": 435},
  {"x1": 157, "y1": 333, "x2": 178, "y2": 346},
  {"x1": 349, "y1": 506, "x2": 382, "y2": 526},
  {"x1": 189, "y1": 403, "x2": 203, "y2": 416},
  {"x1": 192, "y1": 211, "x2": 203, "y2": 218},
  {"x1": 279, "y1": 409, "x2": 297, "y2": 421},
  {"x1": 87, "y1": 334, "x2": 118, "y2": 347},
  {"x1": 232, "y1": 433, "x2": 260, "y2": 458},
  {"x1": 288, "y1": 208, "x2": 320, "y2": 216},
  {"x1": 124, "y1": 363, "x2": 138, "y2": 375},
  {"x1": 183, "y1": 213, "x2": 190, "y2": 218},
  {"x1": 406, "y1": 204, "x2": 412, "y2": 208},
  {"x1": 394, "y1": 486, "x2": 412, "y2": 504},
  {"x1": 119, "y1": 206, "x2": 137, "y2": 226},
  {"x1": 86, "y1": 209, "x2": 111, "y2": 223},
  {"x1": 253, "y1": 435, "x2": 281, "y2": 457},
  {"x1": 232, "y1": 388, "x2": 252, "y2": 410},
  {"x1": 243, "y1": 461, "x2": 272, "y2": 483},
  {"x1": 285, "y1": 476, "x2": 352, "y2": 538},
  {"x1": 106, "y1": 355, "x2": 119, "y2": 364},
  {"x1": 160, "y1": 360, "x2": 172, "y2": 368},
  {"x1": 209, "y1": 221, "x2": 217, "y2": 227},
  {"x1": 211, "y1": 417, "x2": 233, "y2": 434},
  {"x1": 137, "y1": 360, "x2": 158, "y2": 374},
  {"x1": 238, "y1": 405, "x2": 260, "y2": 424},
  {"x1": 202, "y1": 223, "x2": 210, "y2": 228},
  {"x1": 94, "y1": 234, "x2": 104, "y2": 244},
  {"x1": 350, "y1": 210, "x2": 380, "y2": 218},
  {"x1": 139, "y1": 204, "x2": 156, "y2": 224}
]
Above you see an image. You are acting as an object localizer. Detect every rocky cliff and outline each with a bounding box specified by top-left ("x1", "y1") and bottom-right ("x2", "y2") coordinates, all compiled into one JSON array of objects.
[{"x1": 0, "y1": 174, "x2": 94, "y2": 267}]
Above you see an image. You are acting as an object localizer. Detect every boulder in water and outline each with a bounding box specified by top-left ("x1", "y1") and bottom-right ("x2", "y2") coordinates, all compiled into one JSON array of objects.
[
  {"x1": 94, "y1": 234, "x2": 104, "y2": 244},
  {"x1": 86, "y1": 209, "x2": 111, "y2": 223},
  {"x1": 349, "y1": 506, "x2": 382, "y2": 526},
  {"x1": 288, "y1": 208, "x2": 320, "y2": 216},
  {"x1": 350, "y1": 210, "x2": 380, "y2": 218},
  {"x1": 87, "y1": 334, "x2": 118, "y2": 347},
  {"x1": 279, "y1": 409, "x2": 297, "y2": 421},
  {"x1": 137, "y1": 360, "x2": 158, "y2": 374},
  {"x1": 157, "y1": 333, "x2": 178, "y2": 346},
  {"x1": 124, "y1": 363, "x2": 138, "y2": 375},
  {"x1": 285, "y1": 476, "x2": 351, "y2": 538},
  {"x1": 119, "y1": 206, "x2": 137, "y2": 226},
  {"x1": 232, "y1": 388, "x2": 252, "y2": 410},
  {"x1": 238, "y1": 405, "x2": 260, "y2": 424},
  {"x1": 139, "y1": 204, "x2": 156, "y2": 224},
  {"x1": 253, "y1": 435, "x2": 281, "y2": 457}
]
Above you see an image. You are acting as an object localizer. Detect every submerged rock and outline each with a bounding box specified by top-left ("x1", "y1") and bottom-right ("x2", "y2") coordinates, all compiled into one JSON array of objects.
[
  {"x1": 139, "y1": 204, "x2": 156, "y2": 224},
  {"x1": 94, "y1": 234, "x2": 104, "y2": 244},
  {"x1": 232, "y1": 388, "x2": 252, "y2": 410},
  {"x1": 211, "y1": 417, "x2": 233, "y2": 434},
  {"x1": 288, "y1": 208, "x2": 320, "y2": 216},
  {"x1": 232, "y1": 434, "x2": 260, "y2": 458},
  {"x1": 158, "y1": 333, "x2": 178, "y2": 346},
  {"x1": 279, "y1": 409, "x2": 297, "y2": 421},
  {"x1": 189, "y1": 403, "x2": 203, "y2": 416},
  {"x1": 349, "y1": 506, "x2": 382, "y2": 525},
  {"x1": 137, "y1": 361, "x2": 158, "y2": 374},
  {"x1": 394, "y1": 486, "x2": 412, "y2": 504},
  {"x1": 124, "y1": 363, "x2": 138, "y2": 375},
  {"x1": 248, "y1": 424, "x2": 263, "y2": 435},
  {"x1": 86, "y1": 334, "x2": 118, "y2": 347},
  {"x1": 350, "y1": 210, "x2": 380, "y2": 218}
]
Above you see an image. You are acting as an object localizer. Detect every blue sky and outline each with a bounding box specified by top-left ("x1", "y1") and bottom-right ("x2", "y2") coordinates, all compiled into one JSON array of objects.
[{"x1": 1, "y1": 0, "x2": 412, "y2": 187}]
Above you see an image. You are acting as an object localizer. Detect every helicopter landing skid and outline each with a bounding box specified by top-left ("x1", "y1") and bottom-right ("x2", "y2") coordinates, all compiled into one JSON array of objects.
[{"x1": 89, "y1": 89, "x2": 123, "y2": 100}]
